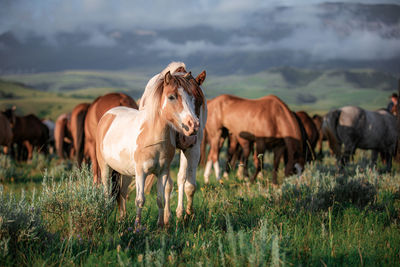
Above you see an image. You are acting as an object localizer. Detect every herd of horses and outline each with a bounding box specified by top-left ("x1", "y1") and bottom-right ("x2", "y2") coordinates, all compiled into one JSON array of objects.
[{"x1": 0, "y1": 61, "x2": 399, "y2": 228}]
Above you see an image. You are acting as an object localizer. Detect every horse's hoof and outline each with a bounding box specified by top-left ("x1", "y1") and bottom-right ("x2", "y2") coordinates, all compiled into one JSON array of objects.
[
  {"x1": 218, "y1": 179, "x2": 224, "y2": 185},
  {"x1": 176, "y1": 209, "x2": 184, "y2": 219},
  {"x1": 184, "y1": 210, "x2": 194, "y2": 222}
]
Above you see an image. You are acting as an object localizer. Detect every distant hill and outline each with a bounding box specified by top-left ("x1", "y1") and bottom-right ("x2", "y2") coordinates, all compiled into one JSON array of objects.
[{"x1": 0, "y1": 67, "x2": 398, "y2": 119}]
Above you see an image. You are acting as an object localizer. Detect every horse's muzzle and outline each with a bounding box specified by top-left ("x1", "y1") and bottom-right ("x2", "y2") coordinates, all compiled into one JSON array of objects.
[{"x1": 182, "y1": 116, "x2": 199, "y2": 136}]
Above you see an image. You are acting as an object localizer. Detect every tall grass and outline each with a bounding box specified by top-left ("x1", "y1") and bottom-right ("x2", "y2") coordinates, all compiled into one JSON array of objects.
[{"x1": 0, "y1": 151, "x2": 399, "y2": 266}]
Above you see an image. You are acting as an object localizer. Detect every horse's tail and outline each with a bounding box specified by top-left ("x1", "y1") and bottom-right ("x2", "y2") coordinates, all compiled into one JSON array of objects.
[
  {"x1": 293, "y1": 112, "x2": 309, "y2": 162},
  {"x1": 54, "y1": 115, "x2": 67, "y2": 159},
  {"x1": 71, "y1": 104, "x2": 89, "y2": 166},
  {"x1": 322, "y1": 109, "x2": 341, "y2": 156},
  {"x1": 111, "y1": 170, "x2": 121, "y2": 201},
  {"x1": 199, "y1": 127, "x2": 208, "y2": 166}
]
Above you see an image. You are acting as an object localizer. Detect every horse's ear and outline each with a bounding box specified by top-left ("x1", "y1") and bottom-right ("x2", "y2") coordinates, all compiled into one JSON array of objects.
[
  {"x1": 195, "y1": 70, "x2": 206, "y2": 85},
  {"x1": 164, "y1": 71, "x2": 173, "y2": 85}
]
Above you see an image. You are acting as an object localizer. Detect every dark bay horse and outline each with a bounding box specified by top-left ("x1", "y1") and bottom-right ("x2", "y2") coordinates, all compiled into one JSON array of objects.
[
  {"x1": 96, "y1": 71, "x2": 200, "y2": 227},
  {"x1": 323, "y1": 106, "x2": 397, "y2": 170},
  {"x1": 84, "y1": 93, "x2": 138, "y2": 183},
  {"x1": 70, "y1": 103, "x2": 90, "y2": 166},
  {"x1": 0, "y1": 112, "x2": 13, "y2": 154},
  {"x1": 203, "y1": 94, "x2": 304, "y2": 184},
  {"x1": 2, "y1": 108, "x2": 49, "y2": 161}
]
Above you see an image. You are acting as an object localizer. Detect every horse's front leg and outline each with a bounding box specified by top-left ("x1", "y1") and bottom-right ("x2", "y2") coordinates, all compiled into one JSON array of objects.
[
  {"x1": 157, "y1": 170, "x2": 172, "y2": 227},
  {"x1": 134, "y1": 167, "x2": 146, "y2": 229},
  {"x1": 185, "y1": 147, "x2": 200, "y2": 218},
  {"x1": 176, "y1": 152, "x2": 188, "y2": 219}
]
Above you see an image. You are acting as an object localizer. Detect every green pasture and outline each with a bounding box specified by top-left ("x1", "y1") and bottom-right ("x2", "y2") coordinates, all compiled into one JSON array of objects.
[{"x1": 0, "y1": 148, "x2": 400, "y2": 266}]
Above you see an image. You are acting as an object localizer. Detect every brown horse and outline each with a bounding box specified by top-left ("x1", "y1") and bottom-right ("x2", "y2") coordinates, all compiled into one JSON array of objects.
[
  {"x1": 203, "y1": 94, "x2": 304, "y2": 185},
  {"x1": 312, "y1": 114, "x2": 329, "y2": 157},
  {"x1": 0, "y1": 112, "x2": 13, "y2": 154},
  {"x1": 84, "y1": 93, "x2": 138, "y2": 183},
  {"x1": 2, "y1": 108, "x2": 49, "y2": 161},
  {"x1": 96, "y1": 71, "x2": 200, "y2": 227},
  {"x1": 54, "y1": 113, "x2": 74, "y2": 159},
  {"x1": 296, "y1": 111, "x2": 319, "y2": 162},
  {"x1": 70, "y1": 103, "x2": 90, "y2": 166}
]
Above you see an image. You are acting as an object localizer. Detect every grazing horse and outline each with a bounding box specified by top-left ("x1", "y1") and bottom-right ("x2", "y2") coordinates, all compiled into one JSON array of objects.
[
  {"x1": 203, "y1": 94, "x2": 304, "y2": 185},
  {"x1": 70, "y1": 103, "x2": 90, "y2": 166},
  {"x1": 323, "y1": 106, "x2": 397, "y2": 170},
  {"x1": 296, "y1": 111, "x2": 319, "y2": 162},
  {"x1": 54, "y1": 113, "x2": 74, "y2": 159},
  {"x1": 140, "y1": 62, "x2": 207, "y2": 220},
  {"x1": 0, "y1": 113, "x2": 13, "y2": 154},
  {"x1": 312, "y1": 114, "x2": 328, "y2": 157},
  {"x1": 2, "y1": 108, "x2": 49, "y2": 161},
  {"x1": 42, "y1": 119, "x2": 55, "y2": 154},
  {"x1": 96, "y1": 71, "x2": 200, "y2": 227},
  {"x1": 85, "y1": 93, "x2": 138, "y2": 183}
]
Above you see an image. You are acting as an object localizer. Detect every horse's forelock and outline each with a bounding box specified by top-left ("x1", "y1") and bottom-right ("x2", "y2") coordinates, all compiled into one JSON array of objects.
[{"x1": 146, "y1": 74, "x2": 199, "y2": 123}]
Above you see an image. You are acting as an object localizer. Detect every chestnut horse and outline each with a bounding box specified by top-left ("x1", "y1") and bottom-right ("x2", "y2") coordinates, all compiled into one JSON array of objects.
[
  {"x1": 140, "y1": 62, "x2": 207, "y2": 220},
  {"x1": 203, "y1": 94, "x2": 304, "y2": 185},
  {"x1": 96, "y1": 71, "x2": 200, "y2": 227},
  {"x1": 70, "y1": 103, "x2": 90, "y2": 166},
  {"x1": 54, "y1": 113, "x2": 74, "y2": 159},
  {"x1": 84, "y1": 93, "x2": 138, "y2": 183}
]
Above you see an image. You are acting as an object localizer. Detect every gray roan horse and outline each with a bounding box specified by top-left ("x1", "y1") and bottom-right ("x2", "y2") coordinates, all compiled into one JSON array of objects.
[{"x1": 323, "y1": 106, "x2": 397, "y2": 170}]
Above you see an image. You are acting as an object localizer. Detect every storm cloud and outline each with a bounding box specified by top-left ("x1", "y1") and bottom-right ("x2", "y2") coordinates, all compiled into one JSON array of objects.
[{"x1": 0, "y1": 0, "x2": 399, "y2": 72}]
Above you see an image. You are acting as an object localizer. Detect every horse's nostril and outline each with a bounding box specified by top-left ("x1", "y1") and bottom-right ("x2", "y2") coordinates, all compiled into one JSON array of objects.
[{"x1": 182, "y1": 123, "x2": 189, "y2": 131}]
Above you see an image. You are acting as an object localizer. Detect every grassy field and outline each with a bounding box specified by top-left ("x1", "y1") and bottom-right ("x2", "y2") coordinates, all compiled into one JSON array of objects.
[
  {"x1": 0, "y1": 67, "x2": 397, "y2": 120},
  {"x1": 1, "y1": 148, "x2": 400, "y2": 266}
]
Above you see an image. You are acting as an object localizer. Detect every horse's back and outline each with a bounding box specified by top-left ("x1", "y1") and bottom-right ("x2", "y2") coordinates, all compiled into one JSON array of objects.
[
  {"x1": 337, "y1": 106, "x2": 397, "y2": 151},
  {"x1": 208, "y1": 94, "x2": 301, "y2": 140},
  {"x1": 85, "y1": 93, "x2": 138, "y2": 142},
  {"x1": 15, "y1": 114, "x2": 48, "y2": 142},
  {"x1": 98, "y1": 106, "x2": 144, "y2": 176}
]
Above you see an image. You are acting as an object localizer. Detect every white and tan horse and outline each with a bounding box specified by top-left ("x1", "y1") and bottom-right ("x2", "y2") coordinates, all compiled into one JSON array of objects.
[
  {"x1": 96, "y1": 71, "x2": 200, "y2": 228},
  {"x1": 140, "y1": 62, "x2": 207, "y2": 220}
]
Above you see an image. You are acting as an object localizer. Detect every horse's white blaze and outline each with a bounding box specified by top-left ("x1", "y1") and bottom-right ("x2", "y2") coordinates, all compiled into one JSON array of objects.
[
  {"x1": 162, "y1": 98, "x2": 167, "y2": 110},
  {"x1": 177, "y1": 87, "x2": 197, "y2": 125},
  {"x1": 102, "y1": 106, "x2": 145, "y2": 176}
]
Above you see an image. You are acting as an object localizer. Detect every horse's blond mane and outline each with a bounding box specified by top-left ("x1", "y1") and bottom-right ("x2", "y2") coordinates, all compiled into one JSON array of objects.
[{"x1": 139, "y1": 61, "x2": 186, "y2": 110}]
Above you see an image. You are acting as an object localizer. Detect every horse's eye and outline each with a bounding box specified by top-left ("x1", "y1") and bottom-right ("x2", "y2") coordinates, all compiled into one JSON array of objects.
[{"x1": 168, "y1": 95, "x2": 176, "y2": 101}]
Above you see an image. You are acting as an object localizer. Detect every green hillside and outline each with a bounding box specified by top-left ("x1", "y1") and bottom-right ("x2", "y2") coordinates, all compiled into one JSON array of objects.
[{"x1": 0, "y1": 67, "x2": 397, "y2": 119}]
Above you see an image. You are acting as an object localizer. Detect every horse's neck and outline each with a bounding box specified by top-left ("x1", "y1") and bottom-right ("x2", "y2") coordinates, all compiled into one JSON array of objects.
[{"x1": 141, "y1": 114, "x2": 175, "y2": 149}]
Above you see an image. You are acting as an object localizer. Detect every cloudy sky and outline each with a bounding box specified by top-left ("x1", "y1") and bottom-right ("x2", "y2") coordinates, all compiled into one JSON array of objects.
[{"x1": 1, "y1": 0, "x2": 399, "y2": 73}]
